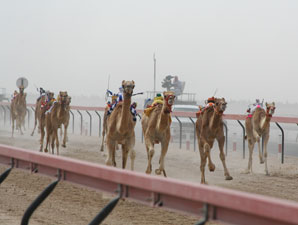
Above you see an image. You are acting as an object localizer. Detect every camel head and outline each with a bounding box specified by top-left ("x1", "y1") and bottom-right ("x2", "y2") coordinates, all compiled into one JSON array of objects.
[
  {"x1": 66, "y1": 96, "x2": 72, "y2": 106},
  {"x1": 122, "y1": 80, "x2": 135, "y2": 96},
  {"x1": 19, "y1": 86, "x2": 25, "y2": 95},
  {"x1": 58, "y1": 91, "x2": 68, "y2": 104},
  {"x1": 48, "y1": 92, "x2": 55, "y2": 101},
  {"x1": 214, "y1": 98, "x2": 227, "y2": 115},
  {"x1": 265, "y1": 102, "x2": 275, "y2": 117},
  {"x1": 163, "y1": 91, "x2": 175, "y2": 112}
]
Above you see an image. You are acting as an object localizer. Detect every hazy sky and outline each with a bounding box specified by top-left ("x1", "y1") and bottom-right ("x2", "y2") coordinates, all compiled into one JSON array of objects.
[{"x1": 1, "y1": 0, "x2": 298, "y2": 103}]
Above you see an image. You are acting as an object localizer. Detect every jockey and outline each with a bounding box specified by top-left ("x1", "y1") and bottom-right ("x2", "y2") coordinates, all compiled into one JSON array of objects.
[
  {"x1": 106, "y1": 90, "x2": 120, "y2": 116},
  {"x1": 11, "y1": 90, "x2": 18, "y2": 102},
  {"x1": 151, "y1": 93, "x2": 163, "y2": 106},
  {"x1": 37, "y1": 87, "x2": 46, "y2": 101},
  {"x1": 205, "y1": 96, "x2": 215, "y2": 108},
  {"x1": 249, "y1": 99, "x2": 264, "y2": 115},
  {"x1": 130, "y1": 102, "x2": 140, "y2": 122}
]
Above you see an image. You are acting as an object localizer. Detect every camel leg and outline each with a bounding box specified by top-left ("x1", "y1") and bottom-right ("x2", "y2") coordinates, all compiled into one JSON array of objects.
[
  {"x1": 155, "y1": 139, "x2": 169, "y2": 177},
  {"x1": 54, "y1": 129, "x2": 60, "y2": 155},
  {"x1": 100, "y1": 130, "x2": 105, "y2": 152},
  {"x1": 145, "y1": 145, "x2": 152, "y2": 173},
  {"x1": 40, "y1": 126, "x2": 45, "y2": 152},
  {"x1": 62, "y1": 124, "x2": 68, "y2": 148},
  {"x1": 245, "y1": 138, "x2": 255, "y2": 174},
  {"x1": 31, "y1": 111, "x2": 37, "y2": 136},
  {"x1": 145, "y1": 135, "x2": 154, "y2": 174},
  {"x1": 263, "y1": 133, "x2": 270, "y2": 175},
  {"x1": 50, "y1": 133, "x2": 55, "y2": 154},
  {"x1": 253, "y1": 130, "x2": 264, "y2": 164},
  {"x1": 129, "y1": 148, "x2": 136, "y2": 171},
  {"x1": 11, "y1": 118, "x2": 15, "y2": 138},
  {"x1": 44, "y1": 130, "x2": 51, "y2": 153},
  {"x1": 106, "y1": 137, "x2": 116, "y2": 167},
  {"x1": 256, "y1": 137, "x2": 264, "y2": 164},
  {"x1": 205, "y1": 142, "x2": 215, "y2": 172},
  {"x1": 17, "y1": 118, "x2": 23, "y2": 135},
  {"x1": 199, "y1": 142, "x2": 208, "y2": 184},
  {"x1": 217, "y1": 135, "x2": 233, "y2": 180},
  {"x1": 121, "y1": 144, "x2": 130, "y2": 169}
]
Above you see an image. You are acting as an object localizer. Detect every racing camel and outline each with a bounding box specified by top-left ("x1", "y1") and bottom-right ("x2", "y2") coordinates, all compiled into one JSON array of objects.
[
  {"x1": 105, "y1": 80, "x2": 136, "y2": 170},
  {"x1": 44, "y1": 91, "x2": 70, "y2": 155},
  {"x1": 141, "y1": 91, "x2": 175, "y2": 177},
  {"x1": 10, "y1": 87, "x2": 27, "y2": 137},
  {"x1": 196, "y1": 97, "x2": 233, "y2": 184},
  {"x1": 245, "y1": 102, "x2": 275, "y2": 175}
]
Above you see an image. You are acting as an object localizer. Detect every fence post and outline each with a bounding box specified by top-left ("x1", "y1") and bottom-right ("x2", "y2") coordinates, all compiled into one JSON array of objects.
[
  {"x1": 70, "y1": 110, "x2": 75, "y2": 134},
  {"x1": 86, "y1": 110, "x2": 92, "y2": 136},
  {"x1": 223, "y1": 121, "x2": 228, "y2": 156},
  {"x1": 275, "y1": 122, "x2": 284, "y2": 164},
  {"x1": 6, "y1": 105, "x2": 11, "y2": 125},
  {"x1": 1, "y1": 105, "x2": 6, "y2": 126},
  {"x1": 95, "y1": 111, "x2": 101, "y2": 137},
  {"x1": 175, "y1": 116, "x2": 182, "y2": 149},
  {"x1": 237, "y1": 120, "x2": 246, "y2": 159},
  {"x1": 77, "y1": 110, "x2": 83, "y2": 135},
  {"x1": 26, "y1": 108, "x2": 30, "y2": 129},
  {"x1": 189, "y1": 117, "x2": 196, "y2": 151}
]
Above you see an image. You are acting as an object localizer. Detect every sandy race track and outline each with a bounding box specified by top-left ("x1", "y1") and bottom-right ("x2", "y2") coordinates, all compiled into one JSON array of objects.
[{"x1": 1, "y1": 129, "x2": 298, "y2": 225}]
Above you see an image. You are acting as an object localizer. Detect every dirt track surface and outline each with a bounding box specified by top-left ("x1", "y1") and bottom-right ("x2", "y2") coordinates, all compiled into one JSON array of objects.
[{"x1": 1, "y1": 129, "x2": 298, "y2": 225}]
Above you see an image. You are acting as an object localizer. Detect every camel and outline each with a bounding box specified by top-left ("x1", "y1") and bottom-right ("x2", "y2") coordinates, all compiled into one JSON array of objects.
[
  {"x1": 31, "y1": 94, "x2": 48, "y2": 136},
  {"x1": 100, "y1": 106, "x2": 109, "y2": 152},
  {"x1": 105, "y1": 80, "x2": 136, "y2": 170},
  {"x1": 44, "y1": 91, "x2": 69, "y2": 155},
  {"x1": 245, "y1": 102, "x2": 275, "y2": 175},
  {"x1": 196, "y1": 97, "x2": 233, "y2": 184},
  {"x1": 141, "y1": 91, "x2": 175, "y2": 177},
  {"x1": 37, "y1": 92, "x2": 55, "y2": 152},
  {"x1": 31, "y1": 96, "x2": 43, "y2": 136},
  {"x1": 100, "y1": 104, "x2": 121, "y2": 152},
  {"x1": 10, "y1": 87, "x2": 27, "y2": 137},
  {"x1": 60, "y1": 95, "x2": 71, "y2": 148}
]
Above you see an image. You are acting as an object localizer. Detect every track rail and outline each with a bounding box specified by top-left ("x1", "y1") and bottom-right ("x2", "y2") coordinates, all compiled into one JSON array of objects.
[
  {"x1": 2, "y1": 101, "x2": 298, "y2": 123},
  {"x1": 0, "y1": 144, "x2": 298, "y2": 225}
]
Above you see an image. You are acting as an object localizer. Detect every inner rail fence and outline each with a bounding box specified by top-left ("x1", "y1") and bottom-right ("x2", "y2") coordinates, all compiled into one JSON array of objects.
[
  {"x1": 0, "y1": 144, "x2": 298, "y2": 225},
  {"x1": 1, "y1": 102, "x2": 298, "y2": 164}
]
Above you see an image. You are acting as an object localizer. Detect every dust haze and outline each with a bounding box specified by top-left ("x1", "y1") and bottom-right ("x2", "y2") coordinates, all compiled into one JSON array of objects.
[{"x1": 1, "y1": 0, "x2": 298, "y2": 105}]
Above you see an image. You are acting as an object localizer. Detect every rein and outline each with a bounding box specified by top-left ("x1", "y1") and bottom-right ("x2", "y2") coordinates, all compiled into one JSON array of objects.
[
  {"x1": 213, "y1": 105, "x2": 223, "y2": 116},
  {"x1": 165, "y1": 94, "x2": 174, "y2": 113},
  {"x1": 266, "y1": 107, "x2": 275, "y2": 117}
]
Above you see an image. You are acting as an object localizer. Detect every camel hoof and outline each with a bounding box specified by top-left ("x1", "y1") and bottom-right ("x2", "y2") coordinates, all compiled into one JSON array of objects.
[
  {"x1": 145, "y1": 170, "x2": 151, "y2": 174},
  {"x1": 62, "y1": 144, "x2": 66, "y2": 148},
  {"x1": 225, "y1": 175, "x2": 233, "y2": 180},
  {"x1": 155, "y1": 169, "x2": 162, "y2": 175},
  {"x1": 242, "y1": 169, "x2": 250, "y2": 174},
  {"x1": 100, "y1": 146, "x2": 104, "y2": 152},
  {"x1": 44, "y1": 149, "x2": 48, "y2": 153},
  {"x1": 208, "y1": 164, "x2": 215, "y2": 172},
  {"x1": 265, "y1": 171, "x2": 270, "y2": 176}
]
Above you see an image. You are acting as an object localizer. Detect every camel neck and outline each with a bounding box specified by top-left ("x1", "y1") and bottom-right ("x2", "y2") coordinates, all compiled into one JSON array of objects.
[
  {"x1": 260, "y1": 114, "x2": 271, "y2": 131},
  {"x1": 210, "y1": 111, "x2": 222, "y2": 130},
  {"x1": 157, "y1": 103, "x2": 171, "y2": 131},
  {"x1": 118, "y1": 93, "x2": 132, "y2": 133}
]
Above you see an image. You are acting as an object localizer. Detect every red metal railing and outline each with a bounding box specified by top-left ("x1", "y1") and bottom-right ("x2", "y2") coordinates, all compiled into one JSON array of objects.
[{"x1": 0, "y1": 144, "x2": 298, "y2": 225}]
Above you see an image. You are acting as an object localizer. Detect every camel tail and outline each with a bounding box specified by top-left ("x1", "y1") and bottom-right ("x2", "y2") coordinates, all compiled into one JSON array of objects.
[{"x1": 244, "y1": 135, "x2": 247, "y2": 140}]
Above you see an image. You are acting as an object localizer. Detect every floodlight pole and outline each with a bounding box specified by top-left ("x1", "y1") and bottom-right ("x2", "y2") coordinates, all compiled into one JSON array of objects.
[{"x1": 153, "y1": 53, "x2": 156, "y2": 95}]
